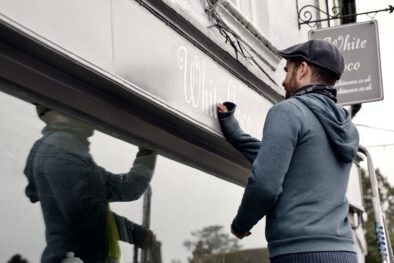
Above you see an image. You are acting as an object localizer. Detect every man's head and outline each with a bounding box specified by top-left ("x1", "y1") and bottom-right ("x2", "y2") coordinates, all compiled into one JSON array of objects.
[
  {"x1": 278, "y1": 40, "x2": 344, "y2": 98},
  {"x1": 36, "y1": 105, "x2": 94, "y2": 137}
]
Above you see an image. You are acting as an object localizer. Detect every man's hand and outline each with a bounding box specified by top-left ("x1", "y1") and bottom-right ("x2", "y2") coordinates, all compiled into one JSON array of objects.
[
  {"x1": 137, "y1": 146, "x2": 155, "y2": 156},
  {"x1": 135, "y1": 227, "x2": 156, "y2": 249},
  {"x1": 139, "y1": 229, "x2": 156, "y2": 249},
  {"x1": 217, "y1": 103, "x2": 229, "y2": 113},
  {"x1": 231, "y1": 225, "x2": 251, "y2": 239}
]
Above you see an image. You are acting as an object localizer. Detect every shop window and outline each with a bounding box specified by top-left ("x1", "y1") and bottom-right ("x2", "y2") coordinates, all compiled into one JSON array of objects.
[{"x1": 0, "y1": 91, "x2": 266, "y2": 263}]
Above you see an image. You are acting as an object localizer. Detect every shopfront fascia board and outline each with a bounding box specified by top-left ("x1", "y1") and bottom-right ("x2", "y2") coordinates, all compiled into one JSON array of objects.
[
  {"x1": 0, "y1": 0, "x2": 281, "y2": 186},
  {"x1": 0, "y1": 22, "x2": 250, "y2": 186},
  {"x1": 0, "y1": 0, "x2": 281, "y2": 134}
]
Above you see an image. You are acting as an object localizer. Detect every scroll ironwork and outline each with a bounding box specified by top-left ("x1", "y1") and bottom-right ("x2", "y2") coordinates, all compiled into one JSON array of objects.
[{"x1": 296, "y1": 0, "x2": 394, "y2": 29}]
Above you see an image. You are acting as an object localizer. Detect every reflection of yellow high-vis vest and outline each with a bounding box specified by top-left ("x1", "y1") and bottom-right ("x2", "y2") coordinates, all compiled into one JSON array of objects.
[{"x1": 106, "y1": 208, "x2": 120, "y2": 262}]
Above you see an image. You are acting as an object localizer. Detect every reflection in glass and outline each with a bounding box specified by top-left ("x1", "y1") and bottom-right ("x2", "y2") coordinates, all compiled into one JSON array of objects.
[
  {"x1": 24, "y1": 106, "x2": 157, "y2": 263},
  {"x1": 148, "y1": 156, "x2": 267, "y2": 263},
  {"x1": 0, "y1": 91, "x2": 268, "y2": 263}
]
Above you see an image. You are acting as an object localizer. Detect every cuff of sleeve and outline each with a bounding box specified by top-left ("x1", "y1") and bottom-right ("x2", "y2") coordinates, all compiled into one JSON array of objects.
[
  {"x1": 218, "y1": 102, "x2": 240, "y2": 136},
  {"x1": 217, "y1": 102, "x2": 236, "y2": 120},
  {"x1": 231, "y1": 215, "x2": 251, "y2": 236},
  {"x1": 132, "y1": 224, "x2": 149, "y2": 246},
  {"x1": 137, "y1": 147, "x2": 156, "y2": 157}
]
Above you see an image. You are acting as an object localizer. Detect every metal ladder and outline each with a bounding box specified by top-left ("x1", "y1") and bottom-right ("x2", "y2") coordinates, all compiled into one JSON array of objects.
[
  {"x1": 358, "y1": 145, "x2": 394, "y2": 263},
  {"x1": 133, "y1": 186, "x2": 152, "y2": 263}
]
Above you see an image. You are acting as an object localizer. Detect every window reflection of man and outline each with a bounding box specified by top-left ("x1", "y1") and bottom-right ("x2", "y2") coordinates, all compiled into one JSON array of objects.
[{"x1": 24, "y1": 106, "x2": 157, "y2": 263}]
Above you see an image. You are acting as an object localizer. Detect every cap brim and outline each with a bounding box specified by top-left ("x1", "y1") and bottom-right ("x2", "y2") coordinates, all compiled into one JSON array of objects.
[{"x1": 276, "y1": 52, "x2": 341, "y2": 80}]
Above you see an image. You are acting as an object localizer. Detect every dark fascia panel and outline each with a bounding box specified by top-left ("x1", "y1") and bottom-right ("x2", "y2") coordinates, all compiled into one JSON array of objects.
[{"x1": 0, "y1": 17, "x2": 251, "y2": 186}]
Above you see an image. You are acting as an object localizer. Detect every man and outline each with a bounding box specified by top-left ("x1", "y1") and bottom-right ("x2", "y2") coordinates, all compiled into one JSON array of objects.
[
  {"x1": 217, "y1": 40, "x2": 359, "y2": 262},
  {"x1": 24, "y1": 106, "x2": 157, "y2": 263}
]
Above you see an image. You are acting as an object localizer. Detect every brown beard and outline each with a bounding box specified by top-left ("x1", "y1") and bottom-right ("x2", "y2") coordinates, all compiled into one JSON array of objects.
[{"x1": 285, "y1": 69, "x2": 299, "y2": 99}]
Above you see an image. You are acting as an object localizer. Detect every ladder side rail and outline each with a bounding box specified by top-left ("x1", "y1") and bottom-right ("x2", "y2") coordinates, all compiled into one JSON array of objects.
[{"x1": 358, "y1": 145, "x2": 393, "y2": 263}]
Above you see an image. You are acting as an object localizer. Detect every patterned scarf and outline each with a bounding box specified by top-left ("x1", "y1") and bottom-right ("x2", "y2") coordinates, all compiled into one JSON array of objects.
[{"x1": 288, "y1": 84, "x2": 337, "y2": 102}]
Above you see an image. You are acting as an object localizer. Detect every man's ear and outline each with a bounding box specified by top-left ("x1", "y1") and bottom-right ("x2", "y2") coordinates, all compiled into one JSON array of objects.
[{"x1": 297, "y1": 62, "x2": 309, "y2": 80}]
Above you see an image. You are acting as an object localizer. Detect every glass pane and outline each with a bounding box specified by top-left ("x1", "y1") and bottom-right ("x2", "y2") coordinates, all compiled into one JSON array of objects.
[
  {"x1": 0, "y1": 90, "x2": 267, "y2": 263},
  {"x1": 0, "y1": 92, "x2": 46, "y2": 262},
  {"x1": 148, "y1": 156, "x2": 266, "y2": 263}
]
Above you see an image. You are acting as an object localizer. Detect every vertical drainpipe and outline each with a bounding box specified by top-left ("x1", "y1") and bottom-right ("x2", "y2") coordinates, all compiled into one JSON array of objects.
[
  {"x1": 339, "y1": 0, "x2": 362, "y2": 118},
  {"x1": 314, "y1": 0, "x2": 322, "y2": 29}
]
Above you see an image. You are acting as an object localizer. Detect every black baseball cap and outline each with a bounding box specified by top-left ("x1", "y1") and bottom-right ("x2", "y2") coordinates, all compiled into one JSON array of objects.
[{"x1": 277, "y1": 39, "x2": 345, "y2": 80}]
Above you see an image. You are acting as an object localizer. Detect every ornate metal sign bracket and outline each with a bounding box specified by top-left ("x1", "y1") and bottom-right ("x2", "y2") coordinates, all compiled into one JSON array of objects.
[{"x1": 296, "y1": 1, "x2": 393, "y2": 29}]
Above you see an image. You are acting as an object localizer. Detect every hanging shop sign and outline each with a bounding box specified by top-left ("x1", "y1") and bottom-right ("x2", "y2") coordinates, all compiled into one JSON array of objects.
[{"x1": 309, "y1": 20, "x2": 383, "y2": 105}]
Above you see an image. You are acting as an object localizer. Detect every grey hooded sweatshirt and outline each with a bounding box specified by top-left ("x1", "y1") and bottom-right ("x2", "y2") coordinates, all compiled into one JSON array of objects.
[{"x1": 218, "y1": 93, "x2": 359, "y2": 258}]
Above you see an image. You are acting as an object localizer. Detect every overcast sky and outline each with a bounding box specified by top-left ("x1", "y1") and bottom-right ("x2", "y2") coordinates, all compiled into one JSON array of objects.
[{"x1": 352, "y1": 0, "x2": 394, "y2": 184}]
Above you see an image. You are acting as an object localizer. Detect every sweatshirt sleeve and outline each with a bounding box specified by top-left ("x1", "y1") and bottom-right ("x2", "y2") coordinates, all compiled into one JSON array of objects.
[
  {"x1": 101, "y1": 148, "x2": 157, "y2": 202},
  {"x1": 113, "y1": 212, "x2": 152, "y2": 248},
  {"x1": 231, "y1": 101, "x2": 303, "y2": 234},
  {"x1": 218, "y1": 102, "x2": 261, "y2": 163}
]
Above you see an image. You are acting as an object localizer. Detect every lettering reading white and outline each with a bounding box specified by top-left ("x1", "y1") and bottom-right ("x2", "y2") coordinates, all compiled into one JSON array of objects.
[
  {"x1": 177, "y1": 46, "x2": 253, "y2": 133},
  {"x1": 324, "y1": 35, "x2": 367, "y2": 52}
]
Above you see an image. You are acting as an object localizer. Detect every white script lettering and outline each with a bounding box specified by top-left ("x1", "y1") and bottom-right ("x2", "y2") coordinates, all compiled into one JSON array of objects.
[
  {"x1": 324, "y1": 35, "x2": 367, "y2": 52},
  {"x1": 177, "y1": 46, "x2": 252, "y2": 133}
]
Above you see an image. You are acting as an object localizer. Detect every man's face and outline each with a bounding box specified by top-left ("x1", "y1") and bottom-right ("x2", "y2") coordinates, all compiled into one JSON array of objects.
[{"x1": 282, "y1": 61, "x2": 300, "y2": 98}]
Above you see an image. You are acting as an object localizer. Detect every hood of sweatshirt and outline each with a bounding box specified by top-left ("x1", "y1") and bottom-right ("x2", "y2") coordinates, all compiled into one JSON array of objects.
[
  {"x1": 294, "y1": 93, "x2": 359, "y2": 163},
  {"x1": 24, "y1": 125, "x2": 91, "y2": 203}
]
